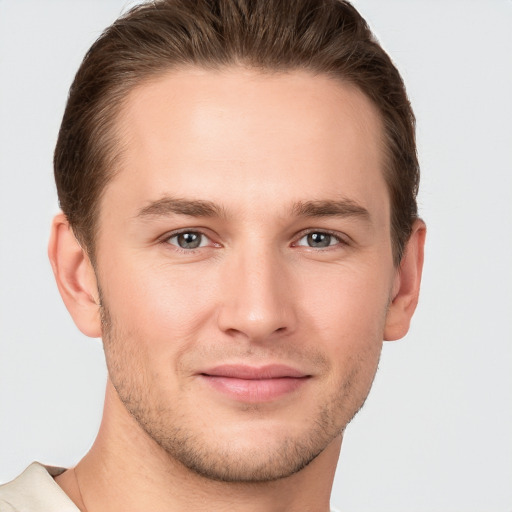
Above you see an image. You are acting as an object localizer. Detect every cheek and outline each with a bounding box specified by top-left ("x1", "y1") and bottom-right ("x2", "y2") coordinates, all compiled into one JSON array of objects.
[
  {"x1": 97, "y1": 258, "x2": 223, "y2": 388},
  {"x1": 101, "y1": 257, "x2": 219, "y2": 337},
  {"x1": 299, "y1": 262, "x2": 392, "y2": 341},
  {"x1": 296, "y1": 262, "x2": 390, "y2": 398}
]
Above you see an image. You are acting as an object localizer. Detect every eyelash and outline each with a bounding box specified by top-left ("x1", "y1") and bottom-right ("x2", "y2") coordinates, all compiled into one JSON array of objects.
[
  {"x1": 293, "y1": 229, "x2": 348, "y2": 250},
  {"x1": 162, "y1": 229, "x2": 218, "y2": 254},
  {"x1": 160, "y1": 228, "x2": 348, "y2": 253}
]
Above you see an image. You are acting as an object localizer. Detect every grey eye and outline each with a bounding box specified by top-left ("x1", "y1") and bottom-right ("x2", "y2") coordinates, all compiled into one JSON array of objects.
[
  {"x1": 297, "y1": 232, "x2": 339, "y2": 248},
  {"x1": 169, "y1": 232, "x2": 205, "y2": 249},
  {"x1": 308, "y1": 233, "x2": 331, "y2": 247}
]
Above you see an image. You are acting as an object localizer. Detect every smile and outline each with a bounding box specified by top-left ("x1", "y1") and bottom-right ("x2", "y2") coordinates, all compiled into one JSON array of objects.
[{"x1": 198, "y1": 364, "x2": 311, "y2": 402}]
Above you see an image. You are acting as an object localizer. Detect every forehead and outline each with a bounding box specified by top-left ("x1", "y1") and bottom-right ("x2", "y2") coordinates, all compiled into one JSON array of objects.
[{"x1": 106, "y1": 67, "x2": 388, "y2": 221}]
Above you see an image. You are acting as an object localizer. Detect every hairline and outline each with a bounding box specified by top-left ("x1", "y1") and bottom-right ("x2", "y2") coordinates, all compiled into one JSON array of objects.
[{"x1": 80, "y1": 63, "x2": 402, "y2": 267}]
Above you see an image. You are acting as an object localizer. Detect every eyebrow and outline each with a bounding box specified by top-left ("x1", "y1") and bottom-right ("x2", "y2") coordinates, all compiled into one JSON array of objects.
[
  {"x1": 136, "y1": 197, "x2": 225, "y2": 219},
  {"x1": 135, "y1": 196, "x2": 370, "y2": 222},
  {"x1": 292, "y1": 199, "x2": 371, "y2": 221}
]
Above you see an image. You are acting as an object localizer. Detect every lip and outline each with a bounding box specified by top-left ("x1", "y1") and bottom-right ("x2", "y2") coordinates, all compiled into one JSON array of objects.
[{"x1": 198, "y1": 364, "x2": 311, "y2": 403}]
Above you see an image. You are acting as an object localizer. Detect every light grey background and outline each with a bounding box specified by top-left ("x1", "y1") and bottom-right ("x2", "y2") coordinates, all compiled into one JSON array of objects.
[{"x1": 1, "y1": 1, "x2": 511, "y2": 511}]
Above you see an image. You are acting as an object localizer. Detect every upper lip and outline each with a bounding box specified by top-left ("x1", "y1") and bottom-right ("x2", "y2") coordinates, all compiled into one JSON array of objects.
[{"x1": 200, "y1": 364, "x2": 309, "y2": 379}]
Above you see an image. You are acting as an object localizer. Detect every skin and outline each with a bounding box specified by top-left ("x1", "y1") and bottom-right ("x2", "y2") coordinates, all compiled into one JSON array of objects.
[{"x1": 49, "y1": 68, "x2": 425, "y2": 512}]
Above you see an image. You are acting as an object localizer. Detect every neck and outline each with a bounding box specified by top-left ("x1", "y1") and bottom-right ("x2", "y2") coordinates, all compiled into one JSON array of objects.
[{"x1": 57, "y1": 381, "x2": 341, "y2": 512}]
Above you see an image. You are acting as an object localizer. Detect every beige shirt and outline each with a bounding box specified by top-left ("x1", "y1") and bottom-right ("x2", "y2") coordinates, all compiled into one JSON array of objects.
[{"x1": 0, "y1": 462, "x2": 78, "y2": 511}]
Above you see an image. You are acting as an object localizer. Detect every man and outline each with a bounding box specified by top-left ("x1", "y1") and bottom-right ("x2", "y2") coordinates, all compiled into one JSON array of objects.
[{"x1": 0, "y1": 0, "x2": 425, "y2": 510}]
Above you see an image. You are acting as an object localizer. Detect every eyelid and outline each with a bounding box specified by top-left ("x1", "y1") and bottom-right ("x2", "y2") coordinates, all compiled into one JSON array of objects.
[
  {"x1": 292, "y1": 229, "x2": 349, "y2": 248},
  {"x1": 157, "y1": 227, "x2": 349, "y2": 252},
  {"x1": 161, "y1": 228, "x2": 220, "y2": 251}
]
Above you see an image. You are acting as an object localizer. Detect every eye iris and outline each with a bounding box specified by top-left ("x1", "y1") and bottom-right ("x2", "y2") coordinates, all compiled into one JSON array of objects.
[
  {"x1": 307, "y1": 232, "x2": 331, "y2": 247},
  {"x1": 177, "y1": 232, "x2": 201, "y2": 249}
]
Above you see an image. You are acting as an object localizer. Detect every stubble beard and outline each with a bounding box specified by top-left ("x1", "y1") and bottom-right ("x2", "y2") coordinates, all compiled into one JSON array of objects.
[{"x1": 100, "y1": 300, "x2": 382, "y2": 483}]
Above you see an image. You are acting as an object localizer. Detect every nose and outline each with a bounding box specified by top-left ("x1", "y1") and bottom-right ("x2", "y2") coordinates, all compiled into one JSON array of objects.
[{"x1": 216, "y1": 247, "x2": 297, "y2": 343}]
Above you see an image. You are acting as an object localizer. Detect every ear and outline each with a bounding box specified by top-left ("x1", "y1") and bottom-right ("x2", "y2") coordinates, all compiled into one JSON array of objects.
[
  {"x1": 48, "y1": 213, "x2": 102, "y2": 338},
  {"x1": 384, "y1": 219, "x2": 426, "y2": 341}
]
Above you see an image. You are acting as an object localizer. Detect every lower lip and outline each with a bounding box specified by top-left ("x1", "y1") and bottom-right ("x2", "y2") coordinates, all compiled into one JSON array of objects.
[{"x1": 200, "y1": 375, "x2": 308, "y2": 402}]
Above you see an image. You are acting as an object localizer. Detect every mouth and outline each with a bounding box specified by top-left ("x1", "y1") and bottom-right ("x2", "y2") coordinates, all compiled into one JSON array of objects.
[{"x1": 198, "y1": 364, "x2": 311, "y2": 402}]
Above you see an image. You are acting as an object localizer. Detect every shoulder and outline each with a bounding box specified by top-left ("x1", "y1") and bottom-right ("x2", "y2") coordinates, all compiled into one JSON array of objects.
[{"x1": 0, "y1": 463, "x2": 78, "y2": 512}]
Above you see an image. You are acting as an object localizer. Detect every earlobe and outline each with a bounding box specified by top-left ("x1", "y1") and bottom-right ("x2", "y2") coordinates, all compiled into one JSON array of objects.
[
  {"x1": 48, "y1": 213, "x2": 102, "y2": 338},
  {"x1": 384, "y1": 219, "x2": 426, "y2": 341}
]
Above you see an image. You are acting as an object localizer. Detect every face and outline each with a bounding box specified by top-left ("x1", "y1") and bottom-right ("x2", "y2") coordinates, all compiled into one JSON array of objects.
[{"x1": 94, "y1": 68, "x2": 396, "y2": 482}]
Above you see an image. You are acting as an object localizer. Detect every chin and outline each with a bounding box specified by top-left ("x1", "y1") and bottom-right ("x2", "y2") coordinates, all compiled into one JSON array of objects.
[
  {"x1": 130, "y1": 401, "x2": 347, "y2": 483},
  {"x1": 160, "y1": 429, "x2": 329, "y2": 483}
]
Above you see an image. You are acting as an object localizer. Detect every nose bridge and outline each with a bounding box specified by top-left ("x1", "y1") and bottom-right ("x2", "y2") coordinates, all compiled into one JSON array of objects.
[{"x1": 217, "y1": 241, "x2": 296, "y2": 341}]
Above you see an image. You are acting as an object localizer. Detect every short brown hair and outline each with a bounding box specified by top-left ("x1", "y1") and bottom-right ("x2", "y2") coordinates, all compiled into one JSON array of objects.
[{"x1": 54, "y1": 0, "x2": 419, "y2": 265}]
